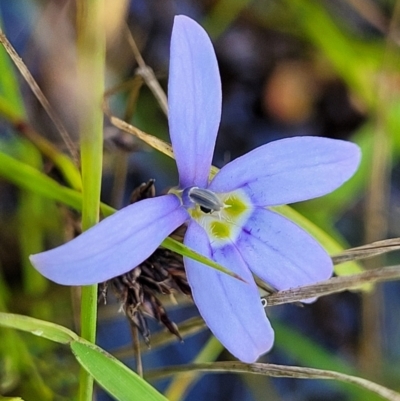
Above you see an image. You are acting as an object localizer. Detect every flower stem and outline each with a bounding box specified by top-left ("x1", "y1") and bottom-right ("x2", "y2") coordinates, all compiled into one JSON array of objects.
[{"x1": 76, "y1": 0, "x2": 105, "y2": 400}]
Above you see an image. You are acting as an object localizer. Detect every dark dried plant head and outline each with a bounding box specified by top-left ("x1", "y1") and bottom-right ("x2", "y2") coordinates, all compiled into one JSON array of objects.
[{"x1": 99, "y1": 180, "x2": 191, "y2": 345}]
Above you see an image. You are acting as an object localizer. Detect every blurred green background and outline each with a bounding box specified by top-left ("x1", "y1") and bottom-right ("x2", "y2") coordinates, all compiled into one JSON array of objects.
[{"x1": 1, "y1": 1, "x2": 400, "y2": 400}]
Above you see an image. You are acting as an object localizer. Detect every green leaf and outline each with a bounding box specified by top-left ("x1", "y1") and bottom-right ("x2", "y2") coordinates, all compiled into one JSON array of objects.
[
  {"x1": 0, "y1": 151, "x2": 88, "y2": 212},
  {"x1": 0, "y1": 274, "x2": 54, "y2": 400},
  {"x1": 71, "y1": 341, "x2": 169, "y2": 401},
  {"x1": 76, "y1": 0, "x2": 106, "y2": 397},
  {"x1": 0, "y1": 312, "x2": 78, "y2": 344},
  {"x1": 16, "y1": 140, "x2": 49, "y2": 296},
  {"x1": 0, "y1": 312, "x2": 169, "y2": 401}
]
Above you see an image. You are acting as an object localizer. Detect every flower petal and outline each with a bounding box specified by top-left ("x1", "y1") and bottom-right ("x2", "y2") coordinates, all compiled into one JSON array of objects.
[
  {"x1": 184, "y1": 221, "x2": 274, "y2": 363},
  {"x1": 30, "y1": 195, "x2": 188, "y2": 285},
  {"x1": 168, "y1": 15, "x2": 222, "y2": 188},
  {"x1": 235, "y1": 208, "x2": 332, "y2": 291},
  {"x1": 209, "y1": 137, "x2": 361, "y2": 206}
]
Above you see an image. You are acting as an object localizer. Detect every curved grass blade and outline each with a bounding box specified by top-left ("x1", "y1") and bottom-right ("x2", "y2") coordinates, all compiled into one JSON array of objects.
[
  {"x1": 0, "y1": 313, "x2": 169, "y2": 401},
  {"x1": 71, "y1": 341, "x2": 168, "y2": 401},
  {"x1": 0, "y1": 312, "x2": 78, "y2": 344}
]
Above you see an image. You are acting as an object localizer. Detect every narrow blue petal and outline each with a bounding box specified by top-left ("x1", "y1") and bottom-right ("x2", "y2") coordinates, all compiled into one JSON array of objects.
[
  {"x1": 209, "y1": 137, "x2": 361, "y2": 206},
  {"x1": 169, "y1": 15, "x2": 222, "y2": 188},
  {"x1": 30, "y1": 195, "x2": 188, "y2": 285},
  {"x1": 235, "y1": 208, "x2": 332, "y2": 291},
  {"x1": 184, "y1": 221, "x2": 274, "y2": 363}
]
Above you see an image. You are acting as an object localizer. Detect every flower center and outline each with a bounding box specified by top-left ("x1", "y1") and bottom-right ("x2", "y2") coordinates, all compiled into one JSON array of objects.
[{"x1": 186, "y1": 188, "x2": 253, "y2": 247}]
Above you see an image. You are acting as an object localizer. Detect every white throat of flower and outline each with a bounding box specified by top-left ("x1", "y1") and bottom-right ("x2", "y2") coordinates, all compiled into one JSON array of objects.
[{"x1": 171, "y1": 186, "x2": 254, "y2": 248}]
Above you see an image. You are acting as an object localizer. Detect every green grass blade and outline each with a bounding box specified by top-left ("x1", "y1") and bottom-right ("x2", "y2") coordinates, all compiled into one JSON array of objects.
[
  {"x1": 0, "y1": 274, "x2": 53, "y2": 400},
  {"x1": 16, "y1": 141, "x2": 49, "y2": 299},
  {"x1": 0, "y1": 312, "x2": 78, "y2": 344},
  {"x1": 76, "y1": 0, "x2": 106, "y2": 398},
  {"x1": 71, "y1": 341, "x2": 169, "y2": 401},
  {"x1": 0, "y1": 151, "x2": 90, "y2": 212},
  {"x1": 0, "y1": 313, "x2": 169, "y2": 401}
]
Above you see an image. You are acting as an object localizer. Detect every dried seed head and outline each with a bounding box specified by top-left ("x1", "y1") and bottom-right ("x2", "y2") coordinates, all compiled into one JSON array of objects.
[{"x1": 100, "y1": 180, "x2": 191, "y2": 344}]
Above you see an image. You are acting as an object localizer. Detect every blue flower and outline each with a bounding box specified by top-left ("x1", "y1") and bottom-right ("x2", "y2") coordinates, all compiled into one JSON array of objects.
[{"x1": 30, "y1": 15, "x2": 361, "y2": 363}]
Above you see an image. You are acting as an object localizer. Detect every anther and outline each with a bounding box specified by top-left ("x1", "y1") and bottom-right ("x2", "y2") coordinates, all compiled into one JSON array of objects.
[{"x1": 188, "y1": 187, "x2": 223, "y2": 213}]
